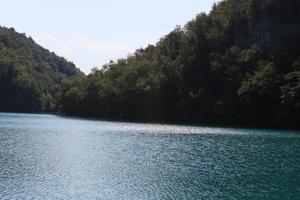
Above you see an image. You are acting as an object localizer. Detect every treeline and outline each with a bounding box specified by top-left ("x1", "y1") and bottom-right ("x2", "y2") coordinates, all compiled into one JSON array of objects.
[
  {"x1": 0, "y1": 26, "x2": 82, "y2": 112},
  {"x1": 58, "y1": 0, "x2": 300, "y2": 128},
  {"x1": 1, "y1": 0, "x2": 299, "y2": 128}
]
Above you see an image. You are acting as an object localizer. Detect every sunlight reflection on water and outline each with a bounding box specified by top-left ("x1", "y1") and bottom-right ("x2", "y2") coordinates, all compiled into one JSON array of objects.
[{"x1": 0, "y1": 113, "x2": 299, "y2": 200}]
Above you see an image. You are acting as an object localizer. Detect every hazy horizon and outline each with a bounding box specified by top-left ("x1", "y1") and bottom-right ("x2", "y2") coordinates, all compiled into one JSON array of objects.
[{"x1": 0, "y1": 0, "x2": 220, "y2": 74}]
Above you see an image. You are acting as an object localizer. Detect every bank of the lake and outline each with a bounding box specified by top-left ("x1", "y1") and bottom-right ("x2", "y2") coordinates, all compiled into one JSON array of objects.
[{"x1": 0, "y1": 112, "x2": 299, "y2": 199}]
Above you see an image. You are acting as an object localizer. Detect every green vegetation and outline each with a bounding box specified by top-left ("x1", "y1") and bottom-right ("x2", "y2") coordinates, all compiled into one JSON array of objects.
[
  {"x1": 0, "y1": 26, "x2": 82, "y2": 112},
  {"x1": 58, "y1": 0, "x2": 300, "y2": 128},
  {"x1": 1, "y1": 0, "x2": 299, "y2": 128}
]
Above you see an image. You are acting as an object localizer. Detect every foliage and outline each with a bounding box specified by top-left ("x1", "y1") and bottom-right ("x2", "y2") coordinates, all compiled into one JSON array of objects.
[
  {"x1": 58, "y1": 0, "x2": 300, "y2": 128},
  {"x1": 2, "y1": 0, "x2": 300, "y2": 128},
  {"x1": 0, "y1": 26, "x2": 82, "y2": 112}
]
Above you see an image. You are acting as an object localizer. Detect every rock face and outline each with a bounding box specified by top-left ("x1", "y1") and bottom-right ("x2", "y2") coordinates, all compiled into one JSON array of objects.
[
  {"x1": 250, "y1": 11, "x2": 274, "y2": 49},
  {"x1": 234, "y1": 7, "x2": 300, "y2": 52}
]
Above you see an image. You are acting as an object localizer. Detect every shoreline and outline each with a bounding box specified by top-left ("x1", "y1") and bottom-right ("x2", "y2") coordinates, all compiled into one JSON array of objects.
[{"x1": 1, "y1": 111, "x2": 299, "y2": 131}]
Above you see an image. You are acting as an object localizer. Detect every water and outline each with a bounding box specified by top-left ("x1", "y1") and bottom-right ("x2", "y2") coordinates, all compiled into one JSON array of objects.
[{"x1": 0, "y1": 113, "x2": 299, "y2": 200}]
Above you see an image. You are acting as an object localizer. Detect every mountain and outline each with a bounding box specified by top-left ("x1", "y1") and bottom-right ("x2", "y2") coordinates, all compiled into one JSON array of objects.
[
  {"x1": 0, "y1": 26, "x2": 82, "y2": 112},
  {"x1": 1, "y1": 0, "x2": 299, "y2": 128},
  {"x1": 58, "y1": 0, "x2": 300, "y2": 128}
]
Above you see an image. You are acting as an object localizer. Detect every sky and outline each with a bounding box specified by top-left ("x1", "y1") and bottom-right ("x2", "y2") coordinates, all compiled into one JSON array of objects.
[{"x1": 0, "y1": 0, "x2": 220, "y2": 74}]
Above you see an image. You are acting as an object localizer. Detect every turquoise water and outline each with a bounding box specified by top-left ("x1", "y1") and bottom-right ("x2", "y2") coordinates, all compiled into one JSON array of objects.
[{"x1": 0, "y1": 113, "x2": 299, "y2": 199}]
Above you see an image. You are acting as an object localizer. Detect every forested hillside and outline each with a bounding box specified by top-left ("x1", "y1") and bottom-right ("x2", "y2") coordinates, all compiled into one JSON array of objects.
[
  {"x1": 1, "y1": 0, "x2": 299, "y2": 128},
  {"x1": 59, "y1": 0, "x2": 300, "y2": 128},
  {"x1": 0, "y1": 26, "x2": 82, "y2": 112}
]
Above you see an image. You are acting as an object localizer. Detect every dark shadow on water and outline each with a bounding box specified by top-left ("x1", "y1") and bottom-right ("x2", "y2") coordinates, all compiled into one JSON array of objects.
[{"x1": 53, "y1": 113, "x2": 300, "y2": 133}]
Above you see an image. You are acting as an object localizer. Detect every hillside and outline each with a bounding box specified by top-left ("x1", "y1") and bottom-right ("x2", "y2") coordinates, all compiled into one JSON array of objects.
[
  {"x1": 58, "y1": 0, "x2": 300, "y2": 128},
  {"x1": 0, "y1": 26, "x2": 82, "y2": 112}
]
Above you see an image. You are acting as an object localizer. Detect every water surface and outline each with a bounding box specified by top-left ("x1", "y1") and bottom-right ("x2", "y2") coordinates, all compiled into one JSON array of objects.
[{"x1": 0, "y1": 113, "x2": 299, "y2": 199}]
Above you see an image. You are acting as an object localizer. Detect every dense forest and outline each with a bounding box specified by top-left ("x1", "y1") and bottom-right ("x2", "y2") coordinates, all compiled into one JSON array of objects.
[
  {"x1": 58, "y1": 0, "x2": 300, "y2": 128},
  {"x1": 0, "y1": 26, "x2": 82, "y2": 112},
  {"x1": 1, "y1": 0, "x2": 300, "y2": 128}
]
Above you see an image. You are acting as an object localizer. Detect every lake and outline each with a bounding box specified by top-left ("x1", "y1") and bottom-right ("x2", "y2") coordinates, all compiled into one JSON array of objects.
[{"x1": 0, "y1": 113, "x2": 299, "y2": 199}]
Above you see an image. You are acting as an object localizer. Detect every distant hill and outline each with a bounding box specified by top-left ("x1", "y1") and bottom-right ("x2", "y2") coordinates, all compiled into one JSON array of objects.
[
  {"x1": 59, "y1": 0, "x2": 300, "y2": 128},
  {"x1": 0, "y1": 26, "x2": 82, "y2": 112}
]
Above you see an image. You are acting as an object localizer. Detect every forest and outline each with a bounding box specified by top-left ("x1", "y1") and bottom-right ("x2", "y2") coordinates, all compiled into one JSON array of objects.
[
  {"x1": 0, "y1": 26, "x2": 82, "y2": 112},
  {"x1": 1, "y1": 0, "x2": 300, "y2": 128},
  {"x1": 58, "y1": 0, "x2": 300, "y2": 128}
]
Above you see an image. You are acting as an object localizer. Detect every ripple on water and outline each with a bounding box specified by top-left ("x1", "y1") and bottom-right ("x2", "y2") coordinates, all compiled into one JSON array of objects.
[{"x1": 0, "y1": 113, "x2": 299, "y2": 200}]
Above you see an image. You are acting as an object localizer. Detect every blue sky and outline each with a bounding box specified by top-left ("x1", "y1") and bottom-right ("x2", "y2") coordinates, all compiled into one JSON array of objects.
[{"x1": 0, "y1": 0, "x2": 219, "y2": 74}]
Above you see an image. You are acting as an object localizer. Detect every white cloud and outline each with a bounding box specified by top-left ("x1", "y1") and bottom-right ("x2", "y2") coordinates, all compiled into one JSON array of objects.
[
  {"x1": 85, "y1": 42, "x2": 132, "y2": 54},
  {"x1": 38, "y1": 33, "x2": 132, "y2": 56},
  {"x1": 33, "y1": 33, "x2": 134, "y2": 73},
  {"x1": 39, "y1": 33, "x2": 76, "y2": 56}
]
